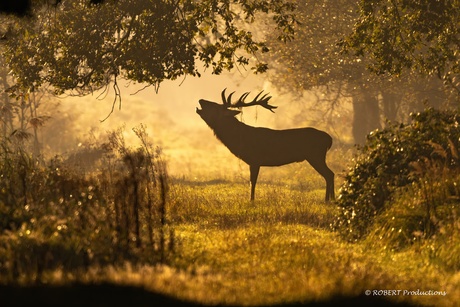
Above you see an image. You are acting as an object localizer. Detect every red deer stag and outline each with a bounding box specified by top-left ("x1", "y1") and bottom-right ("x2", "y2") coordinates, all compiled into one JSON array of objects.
[{"x1": 196, "y1": 89, "x2": 335, "y2": 202}]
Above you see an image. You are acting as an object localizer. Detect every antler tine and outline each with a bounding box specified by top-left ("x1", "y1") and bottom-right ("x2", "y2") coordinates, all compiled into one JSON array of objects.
[
  {"x1": 221, "y1": 88, "x2": 236, "y2": 107},
  {"x1": 251, "y1": 90, "x2": 277, "y2": 113},
  {"x1": 221, "y1": 88, "x2": 229, "y2": 106},
  {"x1": 225, "y1": 89, "x2": 277, "y2": 112},
  {"x1": 254, "y1": 93, "x2": 271, "y2": 106},
  {"x1": 237, "y1": 92, "x2": 250, "y2": 104},
  {"x1": 227, "y1": 91, "x2": 235, "y2": 105},
  {"x1": 252, "y1": 90, "x2": 264, "y2": 102}
]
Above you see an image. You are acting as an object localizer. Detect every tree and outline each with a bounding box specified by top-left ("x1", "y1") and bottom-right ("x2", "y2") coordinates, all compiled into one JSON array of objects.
[
  {"x1": 263, "y1": 0, "x2": 389, "y2": 143},
  {"x1": 2, "y1": 0, "x2": 297, "y2": 101},
  {"x1": 342, "y1": 0, "x2": 460, "y2": 96},
  {"x1": 263, "y1": 0, "x2": 454, "y2": 144},
  {"x1": 0, "y1": 55, "x2": 51, "y2": 158}
]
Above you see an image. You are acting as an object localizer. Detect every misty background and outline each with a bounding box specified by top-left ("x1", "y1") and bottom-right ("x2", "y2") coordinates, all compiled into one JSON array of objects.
[{"x1": 38, "y1": 69, "x2": 351, "y2": 180}]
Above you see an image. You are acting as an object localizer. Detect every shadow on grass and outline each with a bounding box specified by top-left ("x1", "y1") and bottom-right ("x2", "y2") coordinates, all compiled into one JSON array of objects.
[
  {"x1": 172, "y1": 178, "x2": 236, "y2": 186},
  {"x1": 0, "y1": 283, "x2": 418, "y2": 307}
]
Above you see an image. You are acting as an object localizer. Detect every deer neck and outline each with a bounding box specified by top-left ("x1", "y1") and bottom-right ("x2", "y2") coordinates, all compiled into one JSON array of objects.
[{"x1": 209, "y1": 117, "x2": 248, "y2": 145}]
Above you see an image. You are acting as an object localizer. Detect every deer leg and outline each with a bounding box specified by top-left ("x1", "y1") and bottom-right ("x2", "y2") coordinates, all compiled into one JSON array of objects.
[
  {"x1": 327, "y1": 172, "x2": 335, "y2": 202},
  {"x1": 249, "y1": 165, "x2": 260, "y2": 201},
  {"x1": 307, "y1": 158, "x2": 335, "y2": 203}
]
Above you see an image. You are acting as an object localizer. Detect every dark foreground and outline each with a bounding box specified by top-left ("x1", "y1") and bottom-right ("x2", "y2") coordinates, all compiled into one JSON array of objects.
[{"x1": 0, "y1": 283, "x2": 420, "y2": 307}]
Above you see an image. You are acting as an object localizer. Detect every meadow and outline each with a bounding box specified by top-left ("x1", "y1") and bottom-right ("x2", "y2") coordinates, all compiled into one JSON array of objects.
[
  {"x1": 0, "y1": 124, "x2": 458, "y2": 307},
  {"x1": 152, "y1": 151, "x2": 457, "y2": 307}
]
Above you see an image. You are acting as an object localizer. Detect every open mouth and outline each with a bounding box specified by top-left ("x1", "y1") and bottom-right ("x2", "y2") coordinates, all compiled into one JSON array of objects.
[
  {"x1": 196, "y1": 104, "x2": 203, "y2": 113},
  {"x1": 196, "y1": 100, "x2": 205, "y2": 113}
]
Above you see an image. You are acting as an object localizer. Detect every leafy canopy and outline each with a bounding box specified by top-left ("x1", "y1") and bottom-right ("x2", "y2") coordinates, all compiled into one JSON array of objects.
[
  {"x1": 342, "y1": 0, "x2": 460, "y2": 86},
  {"x1": 265, "y1": 0, "x2": 362, "y2": 91},
  {"x1": 2, "y1": 0, "x2": 297, "y2": 96}
]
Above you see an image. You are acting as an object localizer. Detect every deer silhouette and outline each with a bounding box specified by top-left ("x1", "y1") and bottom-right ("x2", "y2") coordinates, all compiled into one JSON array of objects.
[{"x1": 196, "y1": 89, "x2": 335, "y2": 202}]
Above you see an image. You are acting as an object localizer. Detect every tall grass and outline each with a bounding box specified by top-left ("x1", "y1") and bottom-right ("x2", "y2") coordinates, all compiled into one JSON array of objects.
[
  {"x1": 365, "y1": 149, "x2": 460, "y2": 270},
  {"x1": 0, "y1": 124, "x2": 172, "y2": 283}
]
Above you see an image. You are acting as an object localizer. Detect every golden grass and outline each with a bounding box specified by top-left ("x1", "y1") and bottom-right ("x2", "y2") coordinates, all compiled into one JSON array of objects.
[
  {"x1": 122, "y1": 173, "x2": 458, "y2": 307},
  {"x1": 3, "y1": 145, "x2": 457, "y2": 306}
]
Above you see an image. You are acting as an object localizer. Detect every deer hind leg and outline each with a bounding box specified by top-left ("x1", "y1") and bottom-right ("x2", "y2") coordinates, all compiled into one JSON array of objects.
[
  {"x1": 249, "y1": 165, "x2": 260, "y2": 201},
  {"x1": 307, "y1": 157, "x2": 335, "y2": 203}
]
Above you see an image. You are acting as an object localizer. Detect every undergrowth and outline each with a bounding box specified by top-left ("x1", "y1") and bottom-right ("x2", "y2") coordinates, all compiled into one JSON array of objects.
[
  {"x1": 335, "y1": 107, "x2": 460, "y2": 271},
  {"x1": 0, "y1": 124, "x2": 172, "y2": 283}
]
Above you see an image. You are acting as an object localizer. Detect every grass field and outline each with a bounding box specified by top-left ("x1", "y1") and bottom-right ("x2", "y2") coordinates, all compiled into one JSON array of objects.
[
  {"x1": 0, "y1": 146, "x2": 458, "y2": 307},
  {"x1": 152, "y1": 173, "x2": 456, "y2": 307}
]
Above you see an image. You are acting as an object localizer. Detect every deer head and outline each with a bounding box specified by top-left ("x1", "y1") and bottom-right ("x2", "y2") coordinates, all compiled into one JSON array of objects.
[{"x1": 196, "y1": 88, "x2": 277, "y2": 124}]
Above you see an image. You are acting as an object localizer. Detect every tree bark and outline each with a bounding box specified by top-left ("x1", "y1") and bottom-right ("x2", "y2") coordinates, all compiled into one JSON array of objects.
[{"x1": 352, "y1": 88, "x2": 381, "y2": 145}]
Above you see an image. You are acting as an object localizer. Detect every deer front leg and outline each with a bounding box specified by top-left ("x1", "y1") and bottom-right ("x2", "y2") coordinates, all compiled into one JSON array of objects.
[{"x1": 249, "y1": 165, "x2": 260, "y2": 201}]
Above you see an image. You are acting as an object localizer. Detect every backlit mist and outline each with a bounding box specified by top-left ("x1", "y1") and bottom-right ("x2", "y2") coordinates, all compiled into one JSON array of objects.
[{"x1": 40, "y1": 70, "x2": 353, "y2": 179}]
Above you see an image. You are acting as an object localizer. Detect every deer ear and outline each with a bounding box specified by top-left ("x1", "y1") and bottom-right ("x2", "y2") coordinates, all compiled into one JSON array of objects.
[{"x1": 227, "y1": 109, "x2": 241, "y2": 117}]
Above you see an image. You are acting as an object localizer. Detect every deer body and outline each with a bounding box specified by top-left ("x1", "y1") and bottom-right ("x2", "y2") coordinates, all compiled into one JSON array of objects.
[{"x1": 197, "y1": 91, "x2": 335, "y2": 202}]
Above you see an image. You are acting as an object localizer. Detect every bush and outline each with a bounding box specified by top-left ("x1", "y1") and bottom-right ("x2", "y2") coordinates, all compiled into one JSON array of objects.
[
  {"x1": 0, "y1": 125, "x2": 173, "y2": 283},
  {"x1": 365, "y1": 165, "x2": 460, "y2": 270},
  {"x1": 334, "y1": 108, "x2": 460, "y2": 241}
]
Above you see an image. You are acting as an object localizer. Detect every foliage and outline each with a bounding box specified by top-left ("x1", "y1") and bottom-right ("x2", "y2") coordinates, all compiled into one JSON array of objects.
[
  {"x1": 265, "y1": 0, "x2": 361, "y2": 91},
  {"x1": 335, "y1": 108, "x2": 460, "y2": 241},
  {"x1": 2, "y1": 0, "x2": 297, "y2": 96},
  {"x1": 343, "y1": 0, "x2": 460, "y2": 92},
  {"x1": 262, "y1": 0, "x2": 454, "y2": 144},
  {"x1": 0, "y1": 124, "x2": 172, "y2": 281},
  {"x1": 263, "y1": 0, "x2": 448, "y2": 99},
  {"x1": 367, "y1": 165, "x2": 460, "y2": 268}
]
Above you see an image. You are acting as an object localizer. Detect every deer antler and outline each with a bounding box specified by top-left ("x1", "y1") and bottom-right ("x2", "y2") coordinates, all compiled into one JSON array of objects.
[
  {"x1": 221, "y1": 88, "x2": 277, "y2": 113},
  {"x1": 221, "y1": 88, "x2": 236, "y2": 107}
]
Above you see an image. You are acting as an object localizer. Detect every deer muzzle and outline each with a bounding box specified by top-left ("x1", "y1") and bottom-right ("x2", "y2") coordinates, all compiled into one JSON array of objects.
[
  {"x1": 196, "y1": 99, "x2": 213, "y2": 114},
  {"x1": 196, "y1": 101, "x2": 202, "y2": 114}
]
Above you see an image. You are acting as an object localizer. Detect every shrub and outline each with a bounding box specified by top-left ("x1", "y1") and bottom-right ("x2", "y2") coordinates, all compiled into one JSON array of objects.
[
  {"x1": 0, "y1": 125, "x2": 173, "y2": 282},
  {"x1": 365, "y1": 163, "x2": 460, "y2": 270},
  {"x1": 334, "y1": 108, "x2": 460, "y2": 241},
  {"x1": 367, "y1": 166, "x2": 460, "y2": 251}
]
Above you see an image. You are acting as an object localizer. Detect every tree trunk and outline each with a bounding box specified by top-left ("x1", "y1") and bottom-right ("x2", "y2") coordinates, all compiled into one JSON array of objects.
[
  {"x1": 380, "y1": 90, "x2": 401, "y2": 122},
  {"x1": 352, "y1": 89, "x2": 381, "y2": 145}
]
